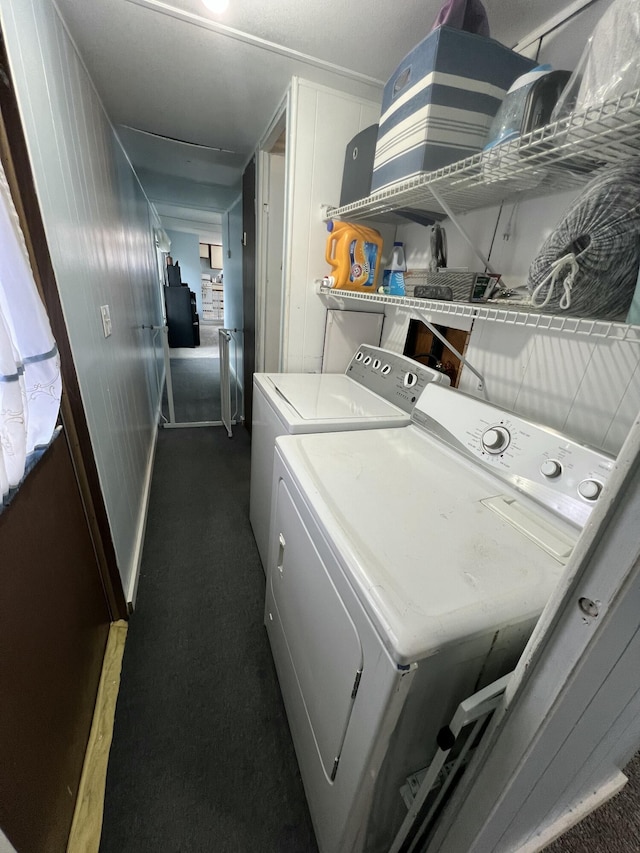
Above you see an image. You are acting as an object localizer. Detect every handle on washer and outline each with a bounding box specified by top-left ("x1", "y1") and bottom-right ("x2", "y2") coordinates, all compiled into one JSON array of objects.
[{"x1": 277, "y1": 533, "x2": 286, "y2": 575}]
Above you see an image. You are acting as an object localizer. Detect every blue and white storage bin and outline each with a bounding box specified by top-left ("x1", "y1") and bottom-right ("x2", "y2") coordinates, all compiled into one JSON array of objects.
[{"x1": 371, "y1": 27, "x2": 536, "y2": 193}]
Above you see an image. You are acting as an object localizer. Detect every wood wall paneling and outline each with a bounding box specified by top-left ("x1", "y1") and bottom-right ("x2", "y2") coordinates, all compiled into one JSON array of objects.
[
  {"x1": 0, "y1": 32, "x2": 126, "y2": 618},
  {"x1": 283, "y1": 79, "x2": 381, "y2": 373},
  {"x1": 0, "y1": 0, "x2": 164, "y2": 594}
]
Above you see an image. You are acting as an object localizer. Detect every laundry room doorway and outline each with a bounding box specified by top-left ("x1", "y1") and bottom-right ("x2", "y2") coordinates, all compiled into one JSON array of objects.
[{"x1": 257, "y1": 109, "x2": 287, "y2": 375}]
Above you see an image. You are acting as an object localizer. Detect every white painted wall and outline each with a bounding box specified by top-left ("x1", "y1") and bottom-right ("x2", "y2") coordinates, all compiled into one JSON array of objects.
[
  {"x1": 380, "y1": 0, "x2": 639, "y2": 456},
  {"x1": 281, "y1": 78, "x2": 381, "y2": 373},
  {"x1": 222, "y1": 198, "x2": 244, "y2": 410},
  {"x1": 382, "y1": 189, "x2": 640, "y2": 455},
  {"x1": 264, "y1": 152, "x2": 286, "y2": 372},
  {"x1": 0, "y1": 0, "x2": 164, "y2": 595}
]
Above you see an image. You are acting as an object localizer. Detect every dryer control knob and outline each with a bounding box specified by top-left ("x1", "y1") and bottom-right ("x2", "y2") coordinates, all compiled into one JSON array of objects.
[
  {"x1": 404, "y1": 372, "x2": 418, "y2": 388},
  {"x1": 578, "y1": 479, "x2": 602, "y2": 501},
  {"x1": 482, "y1": 426, "x2": 510, "y2": 454},
  {"x1": 541, "y1": 459, "x2": 562, "y2": 479}
]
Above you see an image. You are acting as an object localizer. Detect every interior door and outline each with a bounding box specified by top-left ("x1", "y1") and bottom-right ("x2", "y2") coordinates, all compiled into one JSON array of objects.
[
  {"x1": 242, "y1": 156, "x2": 257, "y2": 433},
  {"x1": 0, "y1": 36, "x2": 118, "y2": 852},
  {"x1": 0, "y1": 434, "x2": 111, "y2": 853}
]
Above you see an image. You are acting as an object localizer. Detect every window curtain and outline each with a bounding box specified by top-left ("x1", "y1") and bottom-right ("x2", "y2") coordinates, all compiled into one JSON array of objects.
[{"x1": 0, "y1": 159, "x2": 61, "y2": 503}]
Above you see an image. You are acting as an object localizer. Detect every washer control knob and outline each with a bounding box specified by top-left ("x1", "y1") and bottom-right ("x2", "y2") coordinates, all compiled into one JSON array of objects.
[
  {"x1": 541, "y1": 459, "x2": 562, "y2": 479},
  {"x1": 372, "y1": 358, "x2": 381, "y2": 370},
  {"x1": 363, "y1": 355, "x2": 372, "y2": 366},
  {"x1": 578, "y1": 479, "x2": 602, "y2": 501},
  {"x1": 482, "y1": 426, "x2": 510, "y2": 454},
  {"x1": 404, "y1": 372, "x2": 418, "y2": 388},
  {"x1": 381, "y1": 364, "x2": 392, "y2": 376},
  {"x1": 355, "y1": 351, "x2": 363, "y2": 362}
]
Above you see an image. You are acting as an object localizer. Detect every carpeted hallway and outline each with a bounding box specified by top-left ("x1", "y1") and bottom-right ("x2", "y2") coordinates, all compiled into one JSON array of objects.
[
  {"x1": 100, "y1": 426, "x2": 318, "y2": 853},
  {"x1": 100, "y1": 423, "x2": 640, "y2": 853}
]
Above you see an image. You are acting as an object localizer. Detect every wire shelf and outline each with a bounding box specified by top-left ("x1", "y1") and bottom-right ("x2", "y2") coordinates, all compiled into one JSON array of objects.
[
  {"x1": 327, "y1": 89, "x2": 640, "y2": 221},
  {"x1": 317, "y1": 284, "x2": 640, "y2": 343}
]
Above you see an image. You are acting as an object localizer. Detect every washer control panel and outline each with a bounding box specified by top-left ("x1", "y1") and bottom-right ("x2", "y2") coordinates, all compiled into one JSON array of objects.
[
  {"x1": 412, "y1": 384, "x2": 615, "y2": 527},
  {"x1": 347, "y1": 345, "x2": 450, "y2": 413}
]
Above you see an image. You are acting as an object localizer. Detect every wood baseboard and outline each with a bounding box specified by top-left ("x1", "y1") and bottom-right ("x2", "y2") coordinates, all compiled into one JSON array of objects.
[{"x1": 66, "y1": 621, "x2": 128, "y2": 853}]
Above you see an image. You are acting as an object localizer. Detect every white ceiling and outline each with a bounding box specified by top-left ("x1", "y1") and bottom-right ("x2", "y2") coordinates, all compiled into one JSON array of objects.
[{"x1": 56, "y1": 0, "x2": 574, "y2": 228}]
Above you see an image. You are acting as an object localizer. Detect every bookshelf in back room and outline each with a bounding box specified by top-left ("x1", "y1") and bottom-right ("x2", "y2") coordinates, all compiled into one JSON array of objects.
[{"x1": 200, "y1": 243, "x2": 224, "y2": 323}]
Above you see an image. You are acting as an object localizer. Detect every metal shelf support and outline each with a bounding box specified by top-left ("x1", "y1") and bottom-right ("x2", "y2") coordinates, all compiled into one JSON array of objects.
[
  {"x1": 316, "y1": 282, "x2": 640, "y2": 344},
  {"x1": 410, "y1": 308, "x2": 487, "y2": 395}
]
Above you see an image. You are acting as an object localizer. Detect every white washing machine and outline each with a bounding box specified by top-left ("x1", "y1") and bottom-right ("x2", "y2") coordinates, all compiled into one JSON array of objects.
[
  {"x1": 249, "y1": 345, "x2": 450, "y2": 570},
  {"x1": 264, "y1": 383, "x2": 614, "y2": 853}
]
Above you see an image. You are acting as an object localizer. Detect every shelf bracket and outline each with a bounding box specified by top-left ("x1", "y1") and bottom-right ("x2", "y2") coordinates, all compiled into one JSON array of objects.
[
  {"x1": 320, "y1": 204, "x2": 333, "y2": 223},
  {"x1": 429, "y1": 186, "x2": 497, "y2": 275},
  {"x1": 316, "y1": 279, "x2": 346, "y2": 309},
  {"x1": 412, "y1": 308, "x2": 487, "y2": 396}
]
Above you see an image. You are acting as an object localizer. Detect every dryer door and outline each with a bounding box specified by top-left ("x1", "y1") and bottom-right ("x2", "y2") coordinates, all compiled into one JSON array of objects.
[{"x1": 269, "y1": 478, "x2": 363, "y2": 781}]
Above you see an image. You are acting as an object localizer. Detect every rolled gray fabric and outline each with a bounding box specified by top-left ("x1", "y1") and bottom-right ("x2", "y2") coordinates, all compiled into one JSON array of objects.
[{"x1": 527, "y1": 160, "x2": 640, "y2": 320}]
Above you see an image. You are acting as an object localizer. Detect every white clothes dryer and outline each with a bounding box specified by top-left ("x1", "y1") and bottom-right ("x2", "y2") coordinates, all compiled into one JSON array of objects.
[
  {"x1": 264, "y1": 383, "x2": 614, "y2": 853},
  {"x1": 249, "y1": 345, "x2": 449, "y2": 570}
]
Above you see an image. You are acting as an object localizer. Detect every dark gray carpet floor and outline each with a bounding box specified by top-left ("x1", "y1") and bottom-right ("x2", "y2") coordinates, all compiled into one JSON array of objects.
[
  {"x1": 163, "y1": 358, "x2": 222, "y2": 424},
  {"x1": 100, "y1": 423, "x2": 640, "y2": 853},
  {"x1": 100, "y1": 426, "x2": 318, "y2": 853},
  {"x1": 545, "y1": 753, "x2": 640, "y2": 852}
]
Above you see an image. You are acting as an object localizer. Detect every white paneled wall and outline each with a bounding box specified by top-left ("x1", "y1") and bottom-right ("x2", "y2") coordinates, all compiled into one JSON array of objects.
[
  {"x1": 1, "y1": 0, "x2": 164, "y2": 595},
  {"x1": 457, "y1": 323, "x2": 640, "y2": 456},
  {"x1": 282, "y1": 78, "x2": 381, "y2": 373},
  {"x1": 385, "y1": 186, "x2": 640, "y2": 455},
  {"x1": 381, "y1": 0, "x2": 640, "y2": 457}
]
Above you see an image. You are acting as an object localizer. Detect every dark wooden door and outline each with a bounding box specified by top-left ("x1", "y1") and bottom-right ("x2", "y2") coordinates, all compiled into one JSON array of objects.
[
  {"x1": 0, "y1": 33, "x2": 118, "y2": 852},
  {"x1": 0, "y1": 434, "x2": 111, "y2": 853},
  {"x1": 242, "y1": 156, "x2": 257, "y2": 434}
]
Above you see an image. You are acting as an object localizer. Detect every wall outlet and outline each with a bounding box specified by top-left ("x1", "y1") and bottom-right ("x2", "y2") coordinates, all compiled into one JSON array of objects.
[{"x1": 100, "y1": 304, "x2": 112, "y2": 338}]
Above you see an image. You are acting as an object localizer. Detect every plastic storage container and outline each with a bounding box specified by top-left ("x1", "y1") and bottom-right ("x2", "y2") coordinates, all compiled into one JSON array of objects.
[
  {"x1": 325, "y1": 220, "x2": 383, "y2": 291},
  {"x1": 382, "y1": 242, "x2": 406, "y2": 296},
  {"x1": 371, "y1": 26, "x2": 536, "y2": 192}
]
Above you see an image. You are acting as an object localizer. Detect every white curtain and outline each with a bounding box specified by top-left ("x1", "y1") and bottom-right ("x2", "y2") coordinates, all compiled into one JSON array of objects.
[{"x1": 0, "y1": 159, "x2": 61, "y2": 502}]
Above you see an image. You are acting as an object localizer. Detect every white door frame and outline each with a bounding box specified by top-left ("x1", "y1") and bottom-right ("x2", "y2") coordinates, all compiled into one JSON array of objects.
[{"x1": 256, "y1": 91, "x2": 289, "y2": 374}]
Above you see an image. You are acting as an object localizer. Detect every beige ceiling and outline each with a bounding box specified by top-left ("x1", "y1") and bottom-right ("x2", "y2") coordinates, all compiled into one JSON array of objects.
[{"x1": 55, "y1": 0, "x2": 575, "y2": 222}]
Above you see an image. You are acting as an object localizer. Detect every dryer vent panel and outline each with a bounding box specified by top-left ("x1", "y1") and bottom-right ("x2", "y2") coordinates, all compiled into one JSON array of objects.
[{"x1": 404, "y1": 320, "x2": 470, "y2": 387}]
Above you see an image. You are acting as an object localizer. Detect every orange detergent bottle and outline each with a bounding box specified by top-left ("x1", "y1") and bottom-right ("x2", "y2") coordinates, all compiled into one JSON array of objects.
[{"x1": 325, "y1": 220, "x2": 383, "y2": 291}]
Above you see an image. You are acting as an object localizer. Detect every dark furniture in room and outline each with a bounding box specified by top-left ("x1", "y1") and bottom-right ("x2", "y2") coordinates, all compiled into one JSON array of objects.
[{"x1": 165, "y1": 285, "x2": 200, "y2": 348}]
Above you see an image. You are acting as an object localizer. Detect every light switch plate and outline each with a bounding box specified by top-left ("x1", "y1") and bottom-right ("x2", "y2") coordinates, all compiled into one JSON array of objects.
[{"x1": 100, "y1": 304, "x2": 112, "y2": 338}]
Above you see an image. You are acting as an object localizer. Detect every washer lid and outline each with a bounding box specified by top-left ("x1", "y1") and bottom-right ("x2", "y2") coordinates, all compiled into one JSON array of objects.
[
  {"x1": 261, "y1": 373, "x2": 410, "y2": 424},
  {"x1": 275, "y1": 426, "x2": 572, "y2": 666}
]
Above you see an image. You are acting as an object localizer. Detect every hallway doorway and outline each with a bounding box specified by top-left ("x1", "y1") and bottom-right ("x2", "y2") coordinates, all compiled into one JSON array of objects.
[{"x1": 163, "y1": 320, "x2": 223, "y2": 424}]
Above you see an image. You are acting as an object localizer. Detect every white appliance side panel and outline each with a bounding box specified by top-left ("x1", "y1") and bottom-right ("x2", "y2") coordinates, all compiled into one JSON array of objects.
[
  {"x1": 322, "y1": 310, "x2": 383, "y2": 374},
  {"x1": 249, "y1": 380, "x2": 284, "y2": 568},
  {"x1": 265, "y1": 462, "x2": 412, "y2": 853},
  {"x1": 269, "y1": 478, "x2": 364, "y2": 781}
]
